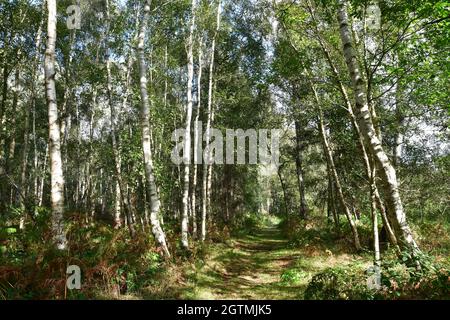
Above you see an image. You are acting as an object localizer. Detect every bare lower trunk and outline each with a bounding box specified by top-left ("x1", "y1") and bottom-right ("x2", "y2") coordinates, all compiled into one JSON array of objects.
[
  {"x1": 45, "y1": 0, "x2": 67, "y2": 250},
  {"x1": 19, "y1": 81, "x2": 31, "y2": 228},
  {"x1": 327, "y1": 165, "x2": 340, "y2": 231},
  {"x1": 337, "y1": 2, "x2": 419, "y2": 257},
  {"x1": 191, "y1": 40, "x2": 203, "y2": 239},
  {"x1": 38, "y1": 143, "x2": 48, "y2": 207},
  {"x1": 7, "y1": 68, "x2": 19, "y2": 205},
  {"x1": 294, "y1": 120, "x2": 308, "y2": 219},
  {"x1": 181, "y1": 0, "x2": 197, "y2": 249},
  {"x1": 277, "y1": 165, "x2": 289, "y2": 215},
  {"x1": 371, "y1": 164, "x2": 381, "y2": 267},
  {"x1": 28, "y1": 1, "x2": 43, "y2": 219},
  {"x1": 201, "y1": 0, "x2": 221, "y2": 241},
  {"x1": 137, "y1": 0, "x2": 170, "y2": 257},
  {"x1": 311, "y1": 82, "x2": 361, "y2": 250},
  {"x1": 106, "y1": 0, "x2": 133, "y2": 233}
]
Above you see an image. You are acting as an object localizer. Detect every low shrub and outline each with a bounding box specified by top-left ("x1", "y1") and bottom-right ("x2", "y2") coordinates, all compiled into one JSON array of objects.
[{"x1": 304, "y1": 257, "x2": 450, "y2": 300}]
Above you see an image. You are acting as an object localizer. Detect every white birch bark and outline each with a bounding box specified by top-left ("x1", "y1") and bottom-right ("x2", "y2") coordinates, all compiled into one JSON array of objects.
[
  {"x1": 105, "y1": 0, "x2": 125, "y2": 229},
  {"x1": 305, "y1": 1, "x2": 398, "y2": 246},
  {"x1": 201, "y1": 0, "x2": 221, "y2": 242},
  {"x1": 337, "y1": 1, "x2": 419, "y2": 256},
  {"x1": 137, "y1": 0, "x2": 170, "y2": 257},
  {"x1": 44, "y1": 0, "x2": 67, "y2": 250},
  {"x1": 191, "y1": 39, "x2": 203, "y2": 239},
  {"x1": 181, "y1": 0, "x2": 197, "y2": 249}
]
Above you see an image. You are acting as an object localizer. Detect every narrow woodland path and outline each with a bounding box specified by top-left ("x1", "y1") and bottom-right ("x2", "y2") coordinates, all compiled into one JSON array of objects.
[
  {"x1": 164, "y1": 221, "x2": 371, "y2": 300},
  {"x1": 136, "y1": 221, "x2": 370, "y2": 300},
  {"x1": 182, "y1": 224, "x2": 307, "y2": 299}
]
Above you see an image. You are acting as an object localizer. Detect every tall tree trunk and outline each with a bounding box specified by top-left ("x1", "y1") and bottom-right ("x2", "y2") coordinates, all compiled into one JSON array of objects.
[
  {"x1": 0, "y1": 35, "x2": 9, "y2": 177},
  {"x1": 294, "y1": 120, "x2": 308, "y2": 219},
  {"x1": 137, "y1": 0, "x2": 170, "y2": 257},
  {"x1": 44, "y1": 0, "x2": 67, "y2": 250},
  {"x1": 306, "y1": 0, "x2": 397, "y2": 246},
  {"x1": 19, "y1": 79, "x2": 31, "y2": 229},
  {"x1": 33, "y1": 104, "x2": 38, "y2": 206},
  {"x1": 370, "y1": 160, "x2": 381, "y2": 267},
  {"x1": 311, "y1": 82, "x2": 361, "y2": 251},
  {"x1": 337, "y1": 1, "x2": 419, "y2": 257},
  {"x1": 26, "y1": 9, "x2": 44, "y2": 223},
  {"x1": 7, "y1": 67, "x2": 20, "y2": 205},
  {"x1": 201, "y1": 0, "x2": 221, "y2": 242},
  {"x1": 181, "y1": 0, "x2": 197, "y2": 249},
  {"x1": 38, "y1": 143, "x2": 48, "y2": 207},
  {"x1": 191, "y1": 40, "x2": 203, "y2": 240},
  {"x1": 277, "y1": 165, "x2": 289, "y2": 215},
  {"x1": 105, "y1": 0, "x2": 134, "y2": 233},
  {"x1": 327, "y1": 165, "x2": 340, "y2": 231}
]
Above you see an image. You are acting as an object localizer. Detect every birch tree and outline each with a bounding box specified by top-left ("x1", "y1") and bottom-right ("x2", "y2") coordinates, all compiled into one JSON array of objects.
[
  {"x1": 137, "y1": 0, "x2": 170, "y2": 257},
  {"x1": 201, "y1": 0, "x2": 221, "y2": 242},
  {"x1": 181, "y1": 0, "x2": 197, "y2": 249},
  {"x1": 311, "y1": 81, "x2": 362, "y2": 251},
  {"x1": 191, "y1": 38, "x2": 204, "y2": 239},
  {"x1": 337, "y1": 1, "x2": 420, "y2": 258},
  {"x1": 44, "y1": 0, "x2": 67, "y2": 250}
]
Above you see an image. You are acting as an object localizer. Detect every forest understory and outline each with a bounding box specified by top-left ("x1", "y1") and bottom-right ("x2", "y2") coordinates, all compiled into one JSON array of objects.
[{"x1": 1, "y1": 0, "x2": 449, "y2": 300}]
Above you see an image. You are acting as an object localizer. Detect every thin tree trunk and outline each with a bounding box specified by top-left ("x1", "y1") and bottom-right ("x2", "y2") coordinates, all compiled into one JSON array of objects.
[
  {"x1": 105, "y1": 0, "x2": 134, "y2": 233},
  {"x1": 29, "y1": 10, "x2": 45, "y2": 218},
  {"x1": 201, "y1": 0, "x2": 221, "y2": 242},
  {"x1": 191, "y1": 40, "x2": 203, "y2": 239},
  {"x1": 327, "y1": 165, "x2": 340, "y2": 231},
  {"x1": 294, "y1": 120, "x2": 308, "y2": 219},
  {"x1": 44, "y1": 0, "x2": 67, "y2": 250},
  {"x1": 0, "y1": 36, "x2": 9, "y2": 181},
  {"x1": 371, "y1": 159, "x2": 381, "y2": 267},
  {"x1": 137, "y1": 0, "x2": 170, "y2": 257},
  {"x1": 59, "y1": 32, "x2": 75, "y2": 147},
  {"x1": 311, "y1": 82, "x2": 361, "y2": 251},
  {"x1": 33, "y1": 105, "x2": 38, "y2": 206},
  {"x1": 277, "y1": 165, "x2": 289, "y2": 215},
  {"x1": 38, "y1": 143, "x2": 48, "y2": 207},
  {"x1": 181, "y1": 0, "x2": 197, "y2": 249},
  {"x1": 19, "y1": 80, "x2": 31, "y2": 229},
  {"x1": 393, "y1": 86, "x2": 404, "y2": 168},
  {"x1": 7, "y1": 67, "x2": 19, "y2": 205}
]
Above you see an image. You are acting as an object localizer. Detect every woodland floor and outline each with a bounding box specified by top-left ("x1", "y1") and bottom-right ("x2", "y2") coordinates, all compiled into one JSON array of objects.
[{"x1": 134, "y1": 221, "x2": 372, "y2": 300}]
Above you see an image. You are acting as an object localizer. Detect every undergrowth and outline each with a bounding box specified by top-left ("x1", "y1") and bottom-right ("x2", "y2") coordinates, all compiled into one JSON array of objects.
[{"x1": 279, "y1": 214, "x2": 450, "y2": 300}]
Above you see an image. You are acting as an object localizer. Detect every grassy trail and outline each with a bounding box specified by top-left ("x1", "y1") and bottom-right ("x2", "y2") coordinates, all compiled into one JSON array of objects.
[
  {"x1": 184, "y1": 225, "x2": 304, "y2": 299},
  {"x1": 136, "y1": 221, "x2": 370, "y2": 300},
  {"x1": 173, "y1": 220, "x2": 368, "y2": 300}
]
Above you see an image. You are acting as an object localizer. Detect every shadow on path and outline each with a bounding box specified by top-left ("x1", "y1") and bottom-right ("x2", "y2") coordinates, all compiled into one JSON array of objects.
[{"x1": 188, "y1": 225, "x2": 305, "y2": 299}]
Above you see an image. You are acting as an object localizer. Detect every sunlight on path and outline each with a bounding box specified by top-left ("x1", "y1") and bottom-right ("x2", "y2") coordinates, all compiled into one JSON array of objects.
[
  {"x1": 185, "y1": 225, "x2": 306, "y2": 300},
  {"x1": 137, "y1": 221, "x2": 371, "y2": 300}
]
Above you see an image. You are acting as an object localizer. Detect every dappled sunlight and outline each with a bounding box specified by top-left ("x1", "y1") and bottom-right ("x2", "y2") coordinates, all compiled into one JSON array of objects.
[{"x1": 178, "y1": 224, "x2": 332, "y2": 299}]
